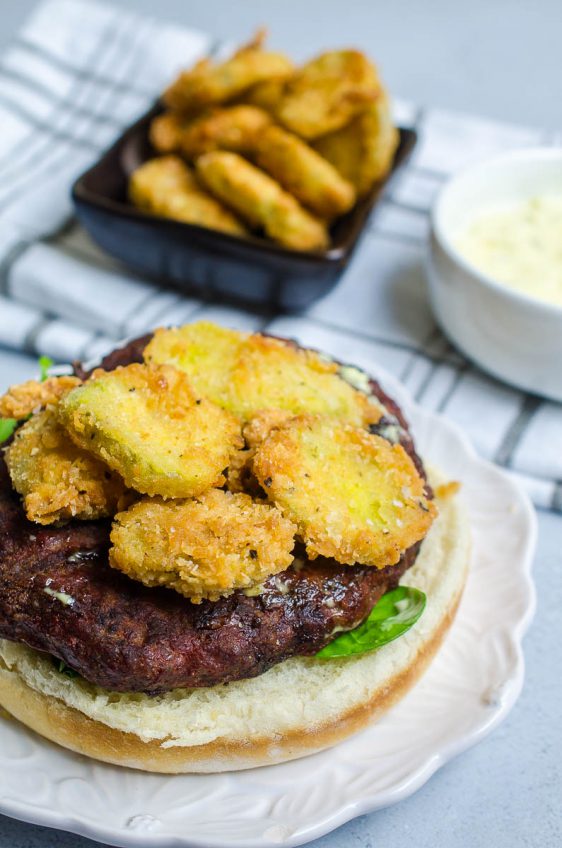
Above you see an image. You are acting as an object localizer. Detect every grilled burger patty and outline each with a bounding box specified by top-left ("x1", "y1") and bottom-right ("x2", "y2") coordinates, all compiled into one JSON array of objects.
[{"x1": 0, "y1": 336, "x2": 427, "y2": 695}]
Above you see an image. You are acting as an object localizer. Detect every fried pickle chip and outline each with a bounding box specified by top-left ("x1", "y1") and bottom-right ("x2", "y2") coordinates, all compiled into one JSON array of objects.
[
  {"x1": 163, "y1": 31, "x2": 294, "y2": 112},
  {"x1": 253, "y1": 415, "x2": 436, "y2": 567},
  {"x1": 244, "y1": 78, "x2": 288, "y2": 113},
  {"x1": 277, "y1": 50, "x2": 380, "y2": 139},
  {"x1": 255, "y1": 125, "x2": 356, "y2": 218},
  {"x1": 4, "y1": 408, "x2": 126, "y2": 525},
  {"x1": 0, "y1": 376, "x2": 81, "y2": 420},
  {"x1": 227, "y1": 333, "x2": 382, "y2": 424},
  {"x1": 144, "y1": 322, "x2": 383, "y2": 426},
  {"x1": 129, "y1": 155, "x2": 247, "y2": 236},
  {"x1": 145, "y1": 321, "x2": 245, "y2": 402},
  {"x1": 227, "y1": 409, "x2": 293, "y2": 494},
  {"x1": 314, "y1": 91, "x2": 399, "y2": 195},
  {"x1": 109, "y1": 489, "x2": 296, "y2": 603},
  {"x1": 59, "y1": 363, "x2": 242, "y2": 499},
  {"x1": 149, "y1": 111, "x2": 190, "y2": 153},
  {"x1": 179, "y1": 105, "x2": 271, "y2": 159},
  {"x1": 195, "y1": 151, "x2": 329, "y2": 251}
]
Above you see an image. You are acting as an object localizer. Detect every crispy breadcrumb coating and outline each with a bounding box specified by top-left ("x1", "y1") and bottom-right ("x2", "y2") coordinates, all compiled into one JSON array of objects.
[
  {"x1": 4, "y1": 408, "x2": 127, "y2": 525},
  {"x1": 109, "y1": 489, "x2": 296, "y2": 603},
  {"x1": 144, "y1": 322, "x2": 383, "y2": 426},
  {"x1": 179, "y1": 105, "x2": 271, "y2": 159},
  {"x1": 149, "y1": 111, "x2": 190, "y2": 154},
  {"x1": 195, "y1": 151, "x2": 329, "y2": 251},
  {"x1": 0, "y1": 376, "x2": 81, "y2": 420},
  {"x1": 163, "y1": 30, "x2": 293, "y2": 112},
  {"x1": 145, "y1": 321, "x2": 244, "y2": 404},
  {"x1": 254, "y1": 415, "x2": 436, "y2": 567},
  {"x1": 227, "y1": 332, "x2": 382, "y2": 425},
  {"x1": 129, "y1": 155, "x2": 247, "y2": 235},
  {"x1": 277, "y1": 50, "x2": 380, "y2": 139},
  {"x1": 243, "y1": 409, "x2": 295, "y2": 448},
  {"x1": 227, "y1": 409, "x2": 293, "y2": 494},
  {"x1": 59, "y1": 363, "x2": 242, "y2": 499},
  {"x1": 314, "y1": 91, "x2": 399, "y2": 195},
  {"x1": 244, "y1": 78, "x2": 289, "y2": 113},
  {"x1": 255, "y1": 125, "x2": 356, "y2": 219}
]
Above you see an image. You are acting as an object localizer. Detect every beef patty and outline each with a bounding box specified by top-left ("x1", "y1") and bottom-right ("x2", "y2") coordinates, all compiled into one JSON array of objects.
[{"x1": 0, "y1": 335, "x2": 427, "y2": 695}]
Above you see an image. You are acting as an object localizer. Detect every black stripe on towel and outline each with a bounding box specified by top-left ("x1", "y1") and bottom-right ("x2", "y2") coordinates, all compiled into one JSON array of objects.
[
  {"x1": 494, "y1": 394, "x2": 542, "y2": 467},
  {"x1": 0, "y1": 65, "x2": 123, "y2": 128},
  {"x1": 14, "y1": 37, "x2": 155, "y2": 99},
  {"x1": 0, "y1": 241, "x2": 31, "y2": 296}
]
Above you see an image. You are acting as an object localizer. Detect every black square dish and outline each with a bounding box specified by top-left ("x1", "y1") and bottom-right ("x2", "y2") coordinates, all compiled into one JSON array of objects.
[{"x1": 72, "y1": 105, "x2": 417, "y2": 311}]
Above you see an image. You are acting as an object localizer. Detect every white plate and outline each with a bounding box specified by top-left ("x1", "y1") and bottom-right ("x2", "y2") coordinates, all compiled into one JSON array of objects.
[{"x1": 0, "y1": 364, "x2": 537, "y2": 848}]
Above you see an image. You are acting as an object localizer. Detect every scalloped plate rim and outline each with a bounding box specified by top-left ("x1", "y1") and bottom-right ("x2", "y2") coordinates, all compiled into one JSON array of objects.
[{"x1": 0, "y1": 360, "x2": 538, "y2": 848}]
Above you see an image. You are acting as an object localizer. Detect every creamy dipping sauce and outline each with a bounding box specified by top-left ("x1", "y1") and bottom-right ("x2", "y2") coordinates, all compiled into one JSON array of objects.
[{"x1": 455, "y1": 195, "x2": 562, "y2": 307}]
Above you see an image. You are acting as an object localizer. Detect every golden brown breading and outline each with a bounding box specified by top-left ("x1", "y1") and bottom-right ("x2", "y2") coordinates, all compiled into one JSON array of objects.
[
  {"x1": 149, "y1": 111, "x2": 190, "y2": 153},
  {"x1": 0, "y1": 376, "x2": 81, "y2": 420},
  {"x1": 149, "y1": 112, "x2": 183, "y2": 154},
  {"x1": 244, "y1": 78, "x2": 288, "y2": 113},
  {"x1": 129, "y1": 155, "x2": 247, "y2": 236},
  {"x1": 314, "y1": 91, "x2": 399, "y2": 195},
  {"x1": 253, "y1": 415, "x2": 436, "y2": 567},
  {"x1": 255, "y1": 125, "x2": 356, "y2": 218},
  {"x1": 226, "y1": 333, "x2": 382, "y2": 425},
  {"x1": 59, "y1": 363, "x2": 243, "y2": 499},
  {"x1": 4, "y1": 408, "x2": 126, "y2": 525},
  {"x1": 277, "y1": 50, "x2": 380, "y2": 139},
  {"x1": 144, "y1": 322, "x2": 383, "y2": 426},
  {"x1": 227, "y1": 409, "x2": 293, "y2": 494},
  {"x1": 163, "y1": 31, "x2": 294, "y2": 112},
  {"x1": 243, "y1": 409, "x2": 295, "y2": 448},
  {"x1": 144, "y1": 321, "x2": 245, "y2": 403},
  {"x1": 195, "y1": 151, "x2": 329, "y2": 251},
  {"x1": 109, "y1": 489, "x2": 296, "y2": 603},
  {"x1": 179, "y1": 105, "x2": 271, "y2": 159}
]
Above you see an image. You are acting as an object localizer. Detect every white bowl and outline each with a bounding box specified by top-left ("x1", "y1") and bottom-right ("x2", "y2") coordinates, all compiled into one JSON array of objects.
[{"x1": 426, "y1": 147, "x2": 562, "y2": 402}]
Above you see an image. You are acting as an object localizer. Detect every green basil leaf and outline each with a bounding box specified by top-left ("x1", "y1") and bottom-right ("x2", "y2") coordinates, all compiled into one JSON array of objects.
[
  {"x1": 53, "y1": 657, "x2": 80, "y2": 679},
  {"x1": 0, "y1": 418, "x2": 17, "y2": 444},
  {"x1": 315, "y1": 585, "x2": 426, "y2": 660},
  {"x1": 39, "y1": 355, "x2": 54, "y2": 382}
]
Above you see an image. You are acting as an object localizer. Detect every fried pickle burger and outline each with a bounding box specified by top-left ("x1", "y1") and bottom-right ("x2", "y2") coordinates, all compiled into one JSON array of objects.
[{"x1": 0, "y1": 323, "x2": 469, "y2": 773}]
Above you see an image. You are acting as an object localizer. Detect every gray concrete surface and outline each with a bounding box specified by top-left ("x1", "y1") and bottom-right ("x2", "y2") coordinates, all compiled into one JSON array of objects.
[
  {"x1": 1, "y1": 0, "x2": 562, "y2": 131},
  {"x1": 0, "y1": 1, "x2": 561, "y2": 847}
]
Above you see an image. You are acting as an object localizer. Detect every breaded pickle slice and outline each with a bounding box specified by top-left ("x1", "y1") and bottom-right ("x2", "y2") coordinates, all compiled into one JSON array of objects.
[
  {"x1": 59, "y1": 363, "x2": 242, "y2": 498},
  {"x1": 227, "y1": 409, "x2": 293, "y2": 495},
  {"x1": 314, "y1": 92, "x2": 399, "y2": 196},
  {"x1": 255, "y1": 125, "x2": 356, "y2": 219},
  {"x1": 110, "y1": 489, "x2": 296, "y2": 603},
  {"x1": 277, "y1": 50, "x2": 380, "y2": 139},
  {"x1": 5, "y1": 408, "x2": 126, "y2": 525},
  {"x1": 0, "y1": 375, "x2": 81, "y2": 420},
  {"x1": 228, "y1": 333, "x2": 381, "y2": 424},
  {"x1": 144, "y1": 322, "x2": 383, "y2": 426},
  {"x1": 129, "y1": 155, "x2": 247, "y2": 236},
  {"x1": 144, "y1": 321, "x2": 245, "y2": 402},
  {"x1": 195, "y1": 151, "x2": 329, "y2": 251},
  {"x1": 163, "y1": 31, "x2": 293, "y2": 112},
  {"x1": 149, "y1": 111, "x2": 190, "y2": 154},
  {"x1": 253, "y1": 415, "x2": 436, "y2": 567},
  {"x1": 244, "y1": 78, "x2": 288, "y2": 113},
  {"x1": 180, "y1": 105, "x2": 271, "y2": 159}
]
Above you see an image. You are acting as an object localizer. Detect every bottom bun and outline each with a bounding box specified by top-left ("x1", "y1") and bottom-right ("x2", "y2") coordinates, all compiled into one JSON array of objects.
[{"x1": 0, "y1": 469, "x2": 470, "y2": 773}]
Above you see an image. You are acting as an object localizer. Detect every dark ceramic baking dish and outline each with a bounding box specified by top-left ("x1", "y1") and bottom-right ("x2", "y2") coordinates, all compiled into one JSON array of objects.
[{"x1": 72, "y1": 105, "x2": 417, "y2": 311}]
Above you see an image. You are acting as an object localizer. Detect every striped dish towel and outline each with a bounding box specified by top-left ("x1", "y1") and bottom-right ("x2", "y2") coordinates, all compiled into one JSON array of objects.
[{"x1": 0, "y1": 0, "x2": 560, "y2": 513}]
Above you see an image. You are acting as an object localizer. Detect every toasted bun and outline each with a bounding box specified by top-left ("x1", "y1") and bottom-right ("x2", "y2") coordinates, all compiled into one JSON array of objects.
[{"x1": 0, "y1": 469, "x2": 469, "y2": 773}]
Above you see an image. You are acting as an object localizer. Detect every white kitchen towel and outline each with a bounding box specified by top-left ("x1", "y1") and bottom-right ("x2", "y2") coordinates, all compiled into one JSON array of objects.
[{"x1": 0, "y1": 0, "x2": 560, "y2": 512}]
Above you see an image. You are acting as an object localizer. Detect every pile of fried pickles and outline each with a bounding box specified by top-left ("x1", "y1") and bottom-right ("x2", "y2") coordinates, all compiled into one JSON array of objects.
[{"x1": 129, "y1": 31, "x2": 399, "y2": 251}]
